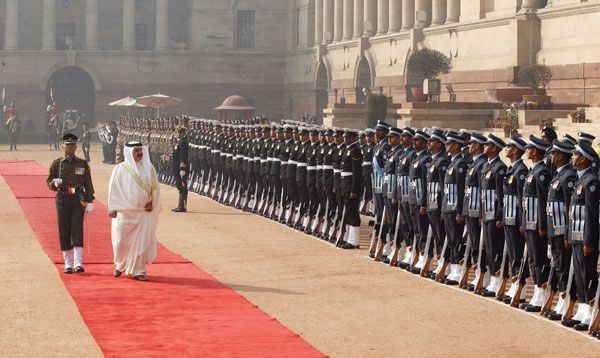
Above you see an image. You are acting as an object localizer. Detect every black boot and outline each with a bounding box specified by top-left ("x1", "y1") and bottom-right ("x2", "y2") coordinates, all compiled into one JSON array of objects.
[{"x1": 174, "y1": 194, "x2": 187, "y2": 212}]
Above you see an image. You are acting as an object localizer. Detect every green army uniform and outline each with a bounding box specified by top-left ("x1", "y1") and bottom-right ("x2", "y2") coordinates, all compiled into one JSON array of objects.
[{"x1": 47, "y1": 135, "x2": 95, "y2": 273}]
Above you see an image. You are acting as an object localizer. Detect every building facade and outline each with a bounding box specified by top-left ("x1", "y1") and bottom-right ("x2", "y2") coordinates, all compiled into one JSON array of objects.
[
  {"x1": 285, "y1": 0, "x2": 600, "y2": 121},
  {"x1": 0, "y1": 0, "x2": 287, "y2": 131},
  {"x1": 1, "y1": 0, "x2": 600, "y2": 132}
]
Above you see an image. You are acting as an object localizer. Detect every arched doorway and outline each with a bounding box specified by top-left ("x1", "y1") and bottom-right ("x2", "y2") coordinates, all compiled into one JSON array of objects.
[
  {"x1": 46, "y1": 66, "x2": 96, "y2": 125},
  {"x1": 315, "y1": 62, "x2": 329, "y2": 124},
  {"x1": 355, "y1": 57, "x2": 372, "y2": 104}
]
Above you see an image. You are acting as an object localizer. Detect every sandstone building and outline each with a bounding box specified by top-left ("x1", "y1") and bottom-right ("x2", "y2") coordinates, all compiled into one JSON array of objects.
[{"x1": 1, "y1": 1, "x2": 599, "y2": 131}]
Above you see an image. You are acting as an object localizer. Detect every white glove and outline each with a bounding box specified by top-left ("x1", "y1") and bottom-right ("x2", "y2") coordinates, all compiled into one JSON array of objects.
[
  {"x1": 180, "y1": 170, "x2": 186, "y2": 178},
  {"x1": 85, "y1": 202, "x2": 94, "y2": 213},
  {"x1": 547, "y1": 244, "x2": 553, "y2": 259},
  {"x1": 52, "y1": 178, "x2": 63, "y2": 188}
]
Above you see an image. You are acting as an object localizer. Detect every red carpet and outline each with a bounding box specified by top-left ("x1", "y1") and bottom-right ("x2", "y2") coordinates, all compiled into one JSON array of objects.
[{"x1": 0, "y1": 160, "x2": 325, "y2": 358}]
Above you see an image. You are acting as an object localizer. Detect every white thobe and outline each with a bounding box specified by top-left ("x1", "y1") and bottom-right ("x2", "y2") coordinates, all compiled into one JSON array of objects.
[{"x1": 108, "y1": 159, "x2": 160, "y2": 276}]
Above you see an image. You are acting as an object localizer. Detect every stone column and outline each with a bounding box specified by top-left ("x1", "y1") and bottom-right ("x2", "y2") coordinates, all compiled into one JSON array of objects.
[
  {"x1": 85, "y1": 0, "x2": 99, "y2": 49},
  {"x1": 323, "y1": 0, "x2": 334, "y2": 43},
  {"x1": 431, "y1": 0, "x2": 446, "y2": 26},
  {"x1": 334, "y1": 0, "x2": 343, "y2": 42},
  {"x1": 315, "y1": 0, "x2": 323, "y2": 44},
  {"x1": 415, "y1": 0, "x2": 431, "y2": 28},
  {"x1": 377, "y1": 0, "x2": 389, "y2": 35},
  {"x1": 343, "y1": 0, "x2": 354, "y2": 40},
  {"x1": 122, "y1": 0, "x2": 135, "y2": 50},
  {"x1": 353, "y1": 0, "x2": 364, "y2": 38},
  {"x1": 155, "y1": 0, "x2": 169, "y2": 50},
  {"x1": 401, "y1": 0, "x2": 415, "y2": 30},
  {"x1": 445, "y1": 0, "x2": 460, "y2": 24},
  {"x1": 4, "y1": 0, "x2": 19, "y2": 50},
  {"x1": 42, "y1": 0, "x2": 56, "y2": 50},
  {"x1": 364, "y1": 0, "x2": 377, "y2": 36},
  {"x1": 388, "y1": 0, "x2": 402, "y2": 33}
]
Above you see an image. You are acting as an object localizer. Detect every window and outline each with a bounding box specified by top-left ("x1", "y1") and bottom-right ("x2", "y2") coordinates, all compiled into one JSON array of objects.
[
  {"x1": 236, "y1": 10, "x2": 255, "y2": 49},
  {"x1": 56, "y1": 23, "x2": 76, "y2": 50},
  {"x1": 135, "y1": 23, "x2": 147, "y2": 50}
]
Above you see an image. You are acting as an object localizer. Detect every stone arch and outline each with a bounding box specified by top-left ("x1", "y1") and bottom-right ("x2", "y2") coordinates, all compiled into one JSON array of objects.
[
  {"x1": 354, "y1": 56, "x2": 373, "y2": 104},
  {"x1": 46, "y1": 66, "x2": 96, "y2": 124},
  {"x1": 40, "y1": 61, "x2": 102, "y2": 92},
  {"x1": 314, "y1": 61, "x2": 330, "y2": 123}
]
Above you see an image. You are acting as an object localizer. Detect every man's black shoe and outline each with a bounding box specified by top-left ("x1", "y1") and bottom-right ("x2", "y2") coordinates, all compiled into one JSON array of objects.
[
  {"x1": 64, "y1": 267, "x2": 74, "y2": 274},
  {"x1": 74, "y1": 266, "x2": 85, "y2": 273}
]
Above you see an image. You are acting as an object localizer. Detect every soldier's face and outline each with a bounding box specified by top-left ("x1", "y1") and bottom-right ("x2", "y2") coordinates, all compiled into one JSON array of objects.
[
  {"x1": 388, "y1": 135, "x2": 401, "y2": 147},
  {"x1": 63, "y1": 143, "x2": 76, "y2": 156},
  {"x1": 300, "y1": 134, "x2": 309, "y2": 142},
  {"x1": 572, "y1": 152, "x2": 585, "y2": 169}
]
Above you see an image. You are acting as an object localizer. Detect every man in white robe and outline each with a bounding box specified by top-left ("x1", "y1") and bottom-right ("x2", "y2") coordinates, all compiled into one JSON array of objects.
[{"x1": 108, "y1": 141, "x2": 161, "y2": 281}]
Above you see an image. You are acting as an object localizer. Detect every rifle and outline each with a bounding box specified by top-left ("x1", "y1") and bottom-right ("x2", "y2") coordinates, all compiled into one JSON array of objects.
[
  {"x1": 327, "y1": 204, "x2": 340, "y2": 241},
  {"x1": 561, "y1": 259, "x2": 576, "y2": 321},
  {"x1": 417, "y1": 230, "x2": 433, "y2": 277},
  {"x1": 220, "y1": 176, "x2": 231, "y2": 203},
  {"x1": 319, "y1": 197, "x2": 331, "y2": 238},
  {"x1": 389, "y1": 204, "x2": 403, "y2": 267},
  {"x1": 458, "y1": 229, "x2": 473, "y2": 288},
  {"x1": 233, "y1": 180, "x2": 243, "y2": 207},
  {"x1": 368, "y1": 210, "x2": 381, "y2": 256},
  {"x1": 496, "y1": 243, "x2": 510, "y2": 299},
  {"x1": 510, "y1": 246, "x2": 529, "y2": 308},
  {"x1": 309, "y1": 202, "x2": 321, "y2": 234},
  {"x1": 334, "y1": 204, "x2": 347, "y2": 246},
  {"x1": 588, "y1": 278, "x2": 600, "y2": 334},
  {"x1": 473, "y1": 229, "x2": 487, "y2": 294},
  {"x1": 540, "y1": 253, "x2": 557, "y2": 315},
  {"x1": 434, "y1": 233, "x2": 450, "y2": 282},
  {"x1": 254, "y1": 182, "x2": 264, "y2": 213},
  {"x1": 242, "y1": 182, "x2": 252, "y2": 210},
  {"x1": 188, "y1": 171, "x2": 196, "y2": 191},
  {"x1": 277, "y1": 187, "x2": 286, "y2": 221},
  {"x1": 373, "y1": 208, "x2": 389, "y2": 261}
]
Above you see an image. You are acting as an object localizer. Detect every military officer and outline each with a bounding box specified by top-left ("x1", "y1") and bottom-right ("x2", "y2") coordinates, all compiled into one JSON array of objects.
[
  {"x1": 81, "y1": 122, "x2": 91, "y2": 162},
  {"x1": 521, "y1": 136, "x2": 552, "y2": 312},
  {"x1": 172, "y1": 127, "x2": 190, "y2": 212},
  {"x1": 396, "y1": 127, "x2": 417, "y2": 269},
  {"x1": 478, "y1": 134, "x2": 507, "y2": 296},
  {"x1": 339, "y1": 129, "x2": 364, "y2": 249},
  {"x1": 370, "y1": 121, "x2": 391, "y2": 257},
  {"x1": 47, "y1": 133, "x2": 95, "y2": 274},
  {"x1": 498, "y1": 136, "x2": 529, "y2": 303},
  {"x1": 425, "y1": 129, "x2": 448, "y2": 279},
  {"x1": 381, "y1": 127, "x2": 404, "y2": 263},
  {"x1": 545, "y1": 139, "x2": 578, "y2": 320},
  {"x1": 441, "y1": 132, "x2": 467, "y2": 285},
  {"x1": 562, "y1": 142, "x2": 599, "y2": 331},
  {"x1": 463, "y1": 132, "x2": 488, "y2": 290},
  {"x1": 409, "y1": 130, "x2": 432, "y2": 274}
]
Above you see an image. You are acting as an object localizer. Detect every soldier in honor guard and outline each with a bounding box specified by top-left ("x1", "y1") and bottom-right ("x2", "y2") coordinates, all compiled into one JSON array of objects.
[
  {"x1": 396, "y1": 127, "x2": 416, "y2": 269},
  {"x1": 577, "y1": 132, "x2": 599, "y2": 173},
  {"x1": 520, "y1": 135, "x2": 552, "y2": 312},
  {"x1": 47, "y1": 133, "x2": 95, "y2": 274},
  {"x1": 541, "y1": 126, "x2": 558, "y2": 175},
  {"x1": 478, "y1": 134, "x2": 507, "y2": 296},
  {"x1": 306, "y1": 128, "x2": 321, "y2": 232},
  {"x1": 441, "y1": 132, "x2": 468, "y2": 285},
  {"x1": 369, "y1": 121, "x2": 391, "y2": 257},
  {"x1": 295, "y1": 128, "x2": 311, "y2": 227},
  {"x1": 81, "y1": 122, "x2": 91, "y2": 162},
  {"x1": 380, "y1": 127, "x2": 404, "y2": 263},
  {"x1": 320, "y1": 128, "x2": 336, "y2": 237},
  {"x1": 497, "y1": 136, "x2": 529, "y2": 303},
  {"x1": 331, "y1": 129, "x2": 347, "y2": 240},
  {"x1": 269, "y1": 126, "x2": 284, "y2": 218},
  {"x1": 360, "y1": 129, "x2": 376, "y2": 215},
  {"x1": 544, "y1": 139, "x2": 578, "y2": 320},
  {"x1": 408, "y1": 130, "x2": 431, "y2": 274},
  {"x1": 562, "y1": 142, "x2": 599, "y2": 331},
  {"x1": 424, "y1": 129, "x2": 449, "y2": 278},
  {"x1": 172, "y1": 127, "x2": 190, "y2": 212},
  {"x1": 463, "y1": 132, "x2": 488, "y2": 290},
  {"x1": 339, "y1": 129, "x2": 364, "y2": 249}
]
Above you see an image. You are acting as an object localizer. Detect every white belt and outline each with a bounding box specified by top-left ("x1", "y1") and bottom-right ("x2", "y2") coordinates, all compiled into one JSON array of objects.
[
  {"x1": 323, "y1": 165, "x2": 334, "y2": 170},
  {"x1": 362, "y1": 162, "x2": 372, "y2": 166},
  {"x1": 199, "y1": 145, "x2": 206, "y2": 149},
  {"x1": 297, "y1": 163, "x2": 308, "y2": 167},
  {"x1": 220, "y1": 153, "x2": 227, "y2": 156},
  {"x1": 272, "y1": 158, "x2": 281, "y2": 162},
  {"x1": 317, "y1": 165, "x2": 323, "y2": 170},
  {"x1": 260, "y1": 159, "x2": 267, "y2": 163},
  {"x1": 254, "y1": 158, "x2": 261, "y2": 162},
  {"x1": 288, "y1": 160, "x2": 297, "y2": 165},
  {"x1": 307, "y1": 166, "x2": 317, "y2": 171},
  {"x1": 341, "y1": 172, "x2": 353, "y2": 177},
  {"x1": 235, "y1": 155, "x2": 242, "y2": 159},
  {"x1": 334, "y1": 169, "x2": 342, "y2": 174},
  {"x1": 225, "y1": 153, "x2": 233, "y2": 157},
  {"x1": 267, "y1": 157, "x2": 273, "y2": 161}
]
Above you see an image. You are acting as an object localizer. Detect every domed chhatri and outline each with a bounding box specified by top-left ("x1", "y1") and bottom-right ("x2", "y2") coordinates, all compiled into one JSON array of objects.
[{"x1": 214, "y1": 95, "x2": 256, "y2": 122}]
